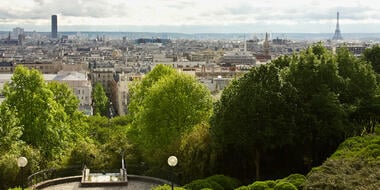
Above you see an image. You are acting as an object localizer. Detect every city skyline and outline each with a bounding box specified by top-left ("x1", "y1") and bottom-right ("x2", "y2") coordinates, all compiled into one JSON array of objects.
[{"x1": 1, "y1": 0, "x2": 380, "y2": 33}]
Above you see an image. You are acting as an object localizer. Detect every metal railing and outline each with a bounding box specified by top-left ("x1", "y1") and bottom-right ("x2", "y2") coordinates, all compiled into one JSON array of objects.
[
  {"x1": 27, "y1": 164, "x2": 180, "y2": 187},
  {"x1": 27, "y1": 166, "x2": 82, "y2": 187}
]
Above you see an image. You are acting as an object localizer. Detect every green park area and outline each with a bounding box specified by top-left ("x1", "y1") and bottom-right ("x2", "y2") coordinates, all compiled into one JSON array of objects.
[{"x1": 2, "y1": 44, "x2": 380, "y2": 190}]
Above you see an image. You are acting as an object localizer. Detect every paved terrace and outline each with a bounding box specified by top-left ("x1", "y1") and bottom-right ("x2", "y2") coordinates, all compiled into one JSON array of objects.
[
  {"x1": 41, "y1": 181, "x2": 158, "y2": 190},
  {"x1": 33, "y1": 175, "x2": 172, "y2": 190}
]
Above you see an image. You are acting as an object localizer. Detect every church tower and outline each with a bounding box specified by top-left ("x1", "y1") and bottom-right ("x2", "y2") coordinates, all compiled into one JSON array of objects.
[{"x1": 332, "y1": 12, "x2": 343, "y2": 40}]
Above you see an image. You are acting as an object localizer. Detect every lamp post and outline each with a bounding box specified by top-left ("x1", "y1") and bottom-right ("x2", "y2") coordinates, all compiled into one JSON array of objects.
[
  {"x1": 120, "y1": 149, "x2": 126, "y2": 181},
  {"x1": 167, "y1": 156, "x2": 178, "y2": 190},
  {"x1": 17, "y1": 157, "x2": 28, "y2": 190},
  {"x1": 109, "y1": 101, "x2": 113, "y2": 118}
]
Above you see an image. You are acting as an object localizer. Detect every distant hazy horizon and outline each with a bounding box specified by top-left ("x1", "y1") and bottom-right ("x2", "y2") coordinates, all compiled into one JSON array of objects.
[
  {"x1": 1, "y1": 0, "x2": 380, "y2": 33},
  {"x1": 1, "y1": 23, "x2": 380, "y2": 34},
  {"x1": 2, "y1": 31, "x2": 380, "y2": 41}
]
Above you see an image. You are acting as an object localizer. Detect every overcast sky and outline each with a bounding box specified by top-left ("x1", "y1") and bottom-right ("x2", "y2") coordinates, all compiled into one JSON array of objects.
[{"x1": 1, "y1": 0, "x2": 379, "y2": 33}]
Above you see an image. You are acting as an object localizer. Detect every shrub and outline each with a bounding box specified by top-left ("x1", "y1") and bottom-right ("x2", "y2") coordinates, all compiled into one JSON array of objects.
[
  {"x1": 264, "y1": 180, "x2": 276, "y2": 188},
  {"x1": 233, "y1": 174, "x2": 304, "y2": 190},
  {"x1": 361, "y1": 144, "x2": 380, "y2": 158},
  {"x1": 234, "y1": 186, "x2": 250, "y2": 190},
  {"x1": 207, "y1": 180, "x2": 225, "y2": 190},
  {"x1": 248, "y1": 181, "x2": 269, "y2": 190},
  {"x1": 152, "y1": 184, "x2": 185, "y2": 190},
  {"x1": 183, "y1": 179, "x2": 223, "y2": 190},
  {"x1": 273, "y1": 182, "x2": 297, "y2": 190},
  {"x1": 282, "y1": 174, "x2": 306, "y2": 189},
  {"x1": 206, "y1": 175, "x2": 240, "y2": 190},
  {"x1": 304, "y1": 135, "x2": 380, "y2": 189}
]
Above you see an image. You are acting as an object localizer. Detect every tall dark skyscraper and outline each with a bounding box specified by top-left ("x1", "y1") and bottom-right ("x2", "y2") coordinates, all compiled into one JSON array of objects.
[
  {"x1": 51, "y1": 15, "x2": 57, "y2": 38},
  {"x1": 332, "y1": 12, "x2": 343, "y2": 40}
]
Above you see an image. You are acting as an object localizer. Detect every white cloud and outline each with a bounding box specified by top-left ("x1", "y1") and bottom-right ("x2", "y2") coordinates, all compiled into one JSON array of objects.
[{"x1": 0, "y1": 0, "x2": 380, "y2": 32}]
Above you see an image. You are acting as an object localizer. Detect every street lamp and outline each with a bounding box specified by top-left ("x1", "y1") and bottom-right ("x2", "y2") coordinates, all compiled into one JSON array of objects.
[
  {"x1": 120, "y1": 149, "x2": 126, "y2": 181},
  {"x1": 167, "y1": 156, "x2": 178, "y2": 190},
  {"x1": 17, "y1": 157, "x2": 28, "y2": 190}
]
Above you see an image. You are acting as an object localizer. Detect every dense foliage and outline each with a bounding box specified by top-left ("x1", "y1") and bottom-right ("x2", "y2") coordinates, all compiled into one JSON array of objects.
[
  {"x1": 211, "y1": 44, "x2": 378, "y2": 181},
  {"x1": 128, "y1": 64, "x2": 213, "y2": 182},
  {"x1": 2, "y1": 44, "x2": 380, "y2": 189},
  {"x1": 304, "y1": 134, "x2": 380, "y2": 189},
  {"x1": 0, "y1": 66, "x2": 88, "y2": 189},
  {"x1": 211, "y1": 63, "x2": 297, "y2": 180},
  {"x1": 362, "y1": 44, "x2": 380, "y2": 75},
  {"x1": 2, "y1": 67, "x2": 71, "y2": 161},
  {"x1": 92, "y1": 82, "x2": 109, "y2": 116},
  {"x1": 153, "y1": 173, "x2": 303, "y2": 190},
  {"x1": 153, "y1": 174, "x2": 240, "y2": 190},
  {"x1": 233, "y1": 174, "x2": 305, "y2": 190}
]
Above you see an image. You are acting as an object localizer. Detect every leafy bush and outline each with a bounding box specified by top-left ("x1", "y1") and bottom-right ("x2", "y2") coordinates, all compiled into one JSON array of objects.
[
  {"x1": 183, "y1": 179, "x2": 223, "y2": 190},
  {"x1": 233, "y1": 174, "x2": 304, "y2": 190},
  {"x1": 248, "y1": 181, "x2": 270, "y2": 190},
  {"x1": 304, "y1": 135, "x2": 380, "y2": 189},
  {"x1": 273, "y1": 182, "x2": 297, "y2": 190},
  {"x1": 207, "y1": 180, "x2": 225, "y2": 190},
  {"x1": 234, "y1": 185, "x2": 250, "y2": 190},
  {"x1": 281, "y1": 174, "x2": 306, "y2": 189},
  {"x1": 361, "y1": 144, "x2": 380, "y2": 158},
  {"x1": 265, "y1": 180, "x2": 276, "y2": 188},
  {"x1": 206, "y1": 174, "x2": 240, "y2": 190},
  {"x1": 152, "y1": 184, "x2": 185, "y2": 190}
]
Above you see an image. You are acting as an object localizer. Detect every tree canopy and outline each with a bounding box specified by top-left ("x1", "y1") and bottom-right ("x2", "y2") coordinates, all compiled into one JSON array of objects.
[
  {"x1": 211, "y1": 63, "x2": 297, "y2": 180},
  {"x1": 0, "y1": 66, "x2": 87, "y2": 188},
  {"x1": 92, "y1": 82, "x2": 109, "y2": 116},
  {"x1": 129, "y1": 64, "x2": 213, "y2": 172},
  {"x1": 3, "y1": 44, "x2": 380, "y2": 189},
  {"x1": 362, "y1": 44, "x2": 380, "y2": 74},
  {"x1": 2, "y1": 66, "x2": 71, "y2": 161},
  {"x1": 210, "y1": 44, "x2": 379, "y2": 181}
]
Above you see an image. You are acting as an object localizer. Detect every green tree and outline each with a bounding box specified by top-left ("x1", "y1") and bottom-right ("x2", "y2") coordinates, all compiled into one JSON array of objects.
[
  {"x1": 210, "y1": 44, "x2": 378, "y2": 182},
  {"x1": 0, "y1": 103, "x2": 23, "y2": 188},
  {"x1": 92, "y1": 82, "x2": 109, "y2": 116},
  {"x1": 129, "y1": 65, "x2": 212, "y2": 170},
  {"x1": 128, "y1": 64, "x2": 177, "y2": 121},
  {"x1": 337, "y1": 47, "x2": 377, "y2": 105},
  {"x1": 179, "y1": 123, "x2": 216, "y2": 183},
  {"x1": 0, "y1": 103, "x2": 41, "y2": 189},
  {"x1": 0, "y1": 104, "x2": 22, "y2": 153},
  {"x1": 2, "y1": 66, "x2": 70, "y2": 162},
  {"x1": 362, "y1": 44, "x2": 380, "y2": 74},
  {"x1": 67, "y1": 115, "x2": 134, "y2": 171},
  {"x1": 139, "y1": 73, "x2": 212, "y2": 162},
  {"x1": 88, "y1": 115, "x2": 132, "y2": 169},
  {"x1": 337, "y1": 47, "x2": 378, "y2": 134},
  {"x1": 351, "y1": 96, "x2": 380, "y2": 134},
  {"x1": 211, "y1": 64, "x2": 297, "y2": 180},
  {"x1": 281, "y1": 45, "x2": 350, "y2": 168},
  {"x1": 47, "y1": 82, "x2": 88, "y2": 138},
  {"x1": 47, "y1": 82, "x2": 80, "y2": 117}
]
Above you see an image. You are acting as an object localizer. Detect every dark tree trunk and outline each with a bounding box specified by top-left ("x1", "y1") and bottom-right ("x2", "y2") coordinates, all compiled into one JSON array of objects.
[{"x1": 255, "y1": 149, "x2": 260, "y2": 180}]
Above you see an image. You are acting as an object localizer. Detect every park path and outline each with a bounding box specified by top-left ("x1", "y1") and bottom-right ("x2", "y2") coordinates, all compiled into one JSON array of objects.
[{"x1": 41, "y1": 181, "x2": 159, "y2": 190}]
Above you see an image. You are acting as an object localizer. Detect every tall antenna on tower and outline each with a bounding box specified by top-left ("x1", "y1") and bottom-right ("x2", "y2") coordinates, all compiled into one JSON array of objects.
[
  {"x1": 332, "y1": 12, "x2": 343, "y2": 40},
  {"x1": 244, "y1": 34, "x2": 247, "y2": 52}
]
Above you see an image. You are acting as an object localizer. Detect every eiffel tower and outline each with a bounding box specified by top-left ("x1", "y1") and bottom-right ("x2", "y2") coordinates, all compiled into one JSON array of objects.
[{"x1": 332, "y1": 12, "x2": 343, "y2": 40}]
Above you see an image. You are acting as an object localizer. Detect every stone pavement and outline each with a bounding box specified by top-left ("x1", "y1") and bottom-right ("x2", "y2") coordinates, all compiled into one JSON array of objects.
[{"x1": 41, "y1": 181, "x2": 160, "y2": 190}]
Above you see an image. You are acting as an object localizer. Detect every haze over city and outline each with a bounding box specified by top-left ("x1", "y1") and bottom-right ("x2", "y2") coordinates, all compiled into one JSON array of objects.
[
  {"x1": 1, "y1": 0, "x2": 380, "y2": 33},
  {"x1": 2, "y1": 0, "x2": 380, "y2": 190}
]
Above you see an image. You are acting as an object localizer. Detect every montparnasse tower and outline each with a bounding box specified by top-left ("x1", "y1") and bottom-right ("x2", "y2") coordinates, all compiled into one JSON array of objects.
[{"x1": 332, "y1": 12, "x2": 343, "y2": 40}]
